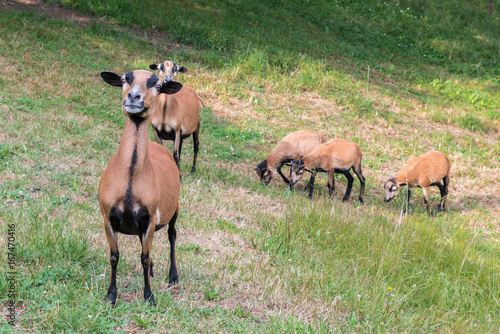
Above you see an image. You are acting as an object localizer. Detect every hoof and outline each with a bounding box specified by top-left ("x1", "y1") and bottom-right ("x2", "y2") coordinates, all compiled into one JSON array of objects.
[
  {"x1": 169, "y1": 276, "x2": 179, "y2": 286},
  {"x1": 145, "y1": 294, "x2": 156, "y2": 307},
  {"x1": 105, "y1": 294, "x2": 117, "y2": 307}
]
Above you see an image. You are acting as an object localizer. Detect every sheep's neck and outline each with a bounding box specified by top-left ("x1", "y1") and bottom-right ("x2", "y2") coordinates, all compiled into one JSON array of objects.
[{"x1": 116, "y1": 115, "x2": 150, "y2": 176}]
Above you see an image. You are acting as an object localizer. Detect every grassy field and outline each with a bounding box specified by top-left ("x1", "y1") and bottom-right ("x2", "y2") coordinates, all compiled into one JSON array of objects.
[{"x1": 0, "y1": 0, "x2": 499, "y2": 332}]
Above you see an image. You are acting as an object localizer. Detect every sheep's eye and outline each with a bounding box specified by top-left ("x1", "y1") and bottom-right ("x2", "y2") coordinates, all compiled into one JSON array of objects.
[{"x1": 391, "y1": 186, "x2": 397, "y2": 192}]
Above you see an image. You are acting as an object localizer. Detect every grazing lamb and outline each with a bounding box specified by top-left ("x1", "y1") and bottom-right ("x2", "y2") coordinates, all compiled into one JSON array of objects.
[
  {"x1": 149, "y1": 61, "x2": 202, "y2": 177},
  {"x1": 290, "y1": 138, "x2": 366, "y2": 202},
  {"x1": 255, "y1": 130, "x2": 327, "y2": 186},
  {"x1": 99, "y1": 70, "x2": 182, "y2": 306},
  {"x1": 384, "y1": 150, "x2": 451, "y2": 213}
]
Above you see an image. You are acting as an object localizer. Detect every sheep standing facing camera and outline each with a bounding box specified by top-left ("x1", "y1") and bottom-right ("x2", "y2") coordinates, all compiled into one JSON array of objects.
[
  {"x1": 383, "y1": 150, "x2": 451, "y2": 214},
  {"x1": 99, "y1": 70, "x2": 183, "y2": 306},
  {"x1": 149, "y1": 61, "x2": 203, "y2": 177}
]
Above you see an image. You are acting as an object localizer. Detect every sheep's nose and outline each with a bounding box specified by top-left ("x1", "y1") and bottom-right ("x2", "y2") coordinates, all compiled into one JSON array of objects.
[{"x1": 128, "y1": 92, "x2": 141, "y2": 101}]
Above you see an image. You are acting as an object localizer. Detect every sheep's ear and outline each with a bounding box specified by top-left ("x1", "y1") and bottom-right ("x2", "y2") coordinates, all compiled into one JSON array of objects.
[
  {"x1": 178, "y1": 66, "x2": 188, "y2": 73},
  {"x1": 149, "y1": 64, "x2": 159, "y2": 71},
  {"x1": 101, "y1": 72, "x2": 123, "y2": 87},
  {"x1": 160, "y1": 81, "x2": 183, "y2": 94}
]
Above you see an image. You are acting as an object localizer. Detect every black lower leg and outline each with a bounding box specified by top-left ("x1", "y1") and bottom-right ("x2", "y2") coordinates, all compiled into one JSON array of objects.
[
  {"x1": 342, "y1": 171, "x2": 354, "y2": 202},
  {"x1": 277, "y1": 162, "x2": 290, "y2": 184},
  {"x1": 168, "y1": 218, "x2": 178, "y2": 285},
  {"x1": 192, "y1": 133, "x2": 199, "y2": 173},
  {"x1": 436, "y1": 183, "x2": 447, "y2": 212},
  {"x1": 308, "y1": 173, "x2": 316, "y2": 199},
  {"x1": 141, "y1": 252, "x2": 156, "y2": 306},
  {"x1": 404, "y1": 188, "x2": 411, "y2": 213},
  {"x1": 106, "y1": 250, "x2": 119, "y2": 306}
]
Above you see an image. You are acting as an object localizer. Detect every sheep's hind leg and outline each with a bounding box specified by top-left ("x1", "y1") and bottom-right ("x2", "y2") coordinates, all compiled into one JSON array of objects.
[
  {"x1": 341, "y1": 170, "x2": 354, "y2": 202},
  {"x1": 352, "y1": 164, "x2": 365, "y2": 203},
  {"x1": 191, "y1": 124, "x2": 200, "y2": 174},
  {"x1": 436, "y1": 182, "x2": 447, "y2": 213},
  {"x1": 168, "y1": 211, "x2": 179, "y2": 285}
]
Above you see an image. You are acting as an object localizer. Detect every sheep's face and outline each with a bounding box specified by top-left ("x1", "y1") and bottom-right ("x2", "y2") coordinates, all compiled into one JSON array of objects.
[
  {"x1": 383, "y1": 179, "x2": 401, "y2": 202},
  {"x1": 149, "y1": 61, "x2": 188, "y2": 84},
  {"x1": 255, "y1": 161, "x2": 272, "y2": 184},
  {"x1": 101, "y1": 70, "x2": 182, "y2": 117},
  {"x1": 290, "y1": 159, "x2": 306, "y2": 186}
]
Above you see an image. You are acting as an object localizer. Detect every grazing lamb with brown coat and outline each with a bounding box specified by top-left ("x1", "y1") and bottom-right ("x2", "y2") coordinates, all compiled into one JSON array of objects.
[
  {"x1": 384, "y1": 150, "x2": 451, "y2": 213},
  {"x1": 255, "y1": 130, "x2": 327, "y2": 186},
  {"x1": 290, "y1": 138, "x2": 366, "y2": 202}
]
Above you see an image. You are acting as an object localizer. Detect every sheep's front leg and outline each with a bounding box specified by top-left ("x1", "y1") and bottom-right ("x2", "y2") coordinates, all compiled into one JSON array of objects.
[
  {"x1": 422, "y1": 187, "x2": 431, "y2": 214},
  {"x1": 173, "y1": 131, "x2": 181, "y2": 169},
  {"x1": 277, "y1": 161, "x2": 290, "y2": 185},
  {"x1": 327, "y1": 172, "x2": 335, "y2": 197},
  {"x1": 104, "y1": 224, "x2": 119, "y2": 306},
  {"x1": 140, "y1": 225, "x2": 156, "y2": 306},
  {"x1": 403, "y1": 188, "x2": 411, "y2": 213},
  {"x1": 308, "y1": 171, "x2": 317, "y2": 199}
]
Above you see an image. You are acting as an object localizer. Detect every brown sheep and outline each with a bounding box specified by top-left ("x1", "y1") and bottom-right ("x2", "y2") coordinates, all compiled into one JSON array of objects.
[
  {"x1": 99, "y1": 70, "x2": 182, "y2": 306},
  {"x1": 255, "y1": 130, "x2": 327, "y2": 186},
  {"x1": 290, "y1": 138, "x2": 366, "y2": 202},
  {"x1": 149, "y1": 61, "x2": 202, "y2": 177},
  {"x1": 384, "y1": 150, "x2": 451, "y2": 214}
]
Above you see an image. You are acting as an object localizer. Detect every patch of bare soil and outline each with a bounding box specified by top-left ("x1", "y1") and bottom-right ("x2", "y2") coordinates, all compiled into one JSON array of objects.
[{"x1": 1, "y1": 0, "x2": 97, "y2": 25}]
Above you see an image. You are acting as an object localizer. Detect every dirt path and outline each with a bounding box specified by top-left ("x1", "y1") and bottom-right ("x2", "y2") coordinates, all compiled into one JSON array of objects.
[{"x1": 1, "y1": 0, "x2": 98, "y2": 24}]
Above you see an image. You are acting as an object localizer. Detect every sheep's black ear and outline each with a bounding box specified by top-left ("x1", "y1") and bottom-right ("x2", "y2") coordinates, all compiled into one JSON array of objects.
[
  {"x1": 160, "y1": 81, "x2": 183, "y2": 94},
  {"x1": 101, "y1": 72, "x2": 123, "y2": 87},
  {"x1": 149, "y1": 64, "x2": 159, "y2": 71},
  {"x1": 178, "y1": 66, "x2": 188, "y2": 73}
]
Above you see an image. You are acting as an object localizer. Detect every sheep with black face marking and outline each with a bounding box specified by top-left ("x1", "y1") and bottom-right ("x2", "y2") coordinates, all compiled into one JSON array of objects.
[
  {"x1": 384, "y1": 150, "x2": 451, "y2": 214},
  {"x1": 149, "y1": 61, "x2": 203, "y2": 177},
  {"x1": 255, "y1": 130, "x2": 327, "y2": 187},
  {"x1": 99, "y1": 69, "x2": 183, "y2": 306},
  {"x1": 290, "y1": 138, "x2": 366, "y2": 202}
]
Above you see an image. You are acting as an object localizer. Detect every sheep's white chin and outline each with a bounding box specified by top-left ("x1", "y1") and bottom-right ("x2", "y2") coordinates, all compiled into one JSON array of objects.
[{"x1": 124, "y1": 105, "x2": 144, "y2": 114}]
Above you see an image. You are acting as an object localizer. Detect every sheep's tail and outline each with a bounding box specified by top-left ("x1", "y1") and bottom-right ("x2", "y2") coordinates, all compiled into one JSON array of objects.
[{"x1": 195, "y1": 92, "x2": 206, "y2": 108}]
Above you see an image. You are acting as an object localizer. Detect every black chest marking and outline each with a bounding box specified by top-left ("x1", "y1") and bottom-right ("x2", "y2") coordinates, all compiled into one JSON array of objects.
[
  {"x1": 109, "y1": 204, "x2": 151, "y2": 235},
  {"x1": 109, "y1": 130, "x2": 151, "y2": 235}
]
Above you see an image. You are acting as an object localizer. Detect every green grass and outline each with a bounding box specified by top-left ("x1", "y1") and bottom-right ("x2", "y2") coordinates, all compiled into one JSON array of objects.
[{"x1": 0, "y1": 0, "x2": 499, "y2": 332}]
